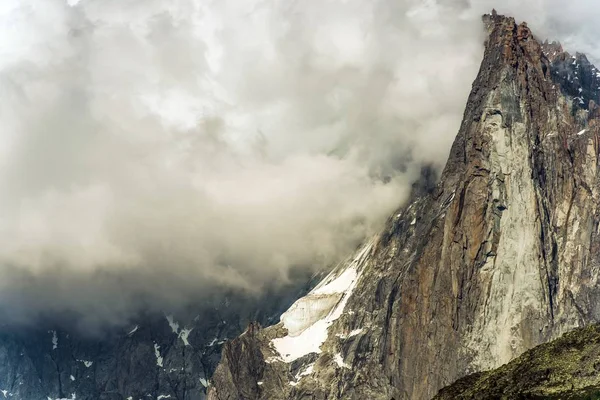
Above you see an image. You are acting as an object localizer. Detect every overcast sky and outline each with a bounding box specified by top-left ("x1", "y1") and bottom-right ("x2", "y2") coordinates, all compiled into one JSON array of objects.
[{"x1": 0, "y1": 0, "x2": 597, "y2": 331}]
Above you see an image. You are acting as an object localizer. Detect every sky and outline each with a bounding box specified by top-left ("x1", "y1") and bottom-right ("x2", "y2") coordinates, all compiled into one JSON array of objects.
[{"x1": 0, "y1": 0, "x2": 597, "y2": 331}]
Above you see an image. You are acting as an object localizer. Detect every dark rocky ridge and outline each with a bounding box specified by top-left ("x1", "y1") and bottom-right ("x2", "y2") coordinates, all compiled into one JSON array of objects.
[
  {"x1": 208, "y1": 12, "x2": 600, "y2": 400},
  {"x1": 542, "y1": 41, "x2": 600, "y2": 113},
  {"x1": 0, "y1": 284, "x2": 312, "y2": 400}
]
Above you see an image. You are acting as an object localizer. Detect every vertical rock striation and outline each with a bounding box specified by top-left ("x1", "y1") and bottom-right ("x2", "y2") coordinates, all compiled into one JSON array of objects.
[{"x1": 209, "y1": 12, "x2": 600, "y2": 400}]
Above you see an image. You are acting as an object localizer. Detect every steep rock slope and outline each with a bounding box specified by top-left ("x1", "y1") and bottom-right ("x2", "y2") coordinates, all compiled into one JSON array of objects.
[
  {"x1": 0, "y1": 285, "x2": 310, "y2": 400},
  {"x1": 208, "y1": 12, "x2": 600, "y2": 400},
  {"x1": 434, "y1": 324, "x2": 600, "y2": 400}
]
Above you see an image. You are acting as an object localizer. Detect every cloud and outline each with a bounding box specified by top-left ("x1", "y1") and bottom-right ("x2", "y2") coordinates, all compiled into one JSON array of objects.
[{"x1": 0, "y1": 0, "x2": 595, "y2": 330}]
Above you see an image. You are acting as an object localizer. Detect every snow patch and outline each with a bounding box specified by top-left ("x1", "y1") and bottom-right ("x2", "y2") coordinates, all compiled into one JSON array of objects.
[
  {"x1": 50, "y1": 331, "x2": 58, "y2": 350},
  {"x1": 199, "y1": 378, "x2": 208, "y2": 387},
  {"x1": 1, "y1": 390, "x2": 6, "y2": 398},
  {"x1": 271, "y1": 241, "x2": 372, "y2": 363},
  {"x1": 577, "y1": 129, "x2": 587, "y2": 136},
  {"x1": 289, "y1": 362, "x2": 315, "y2": 385},
  {"x1": 76, "y1": 359, "x2": 93, "y2": 368},
  {"x1": 127, "y1": 325, "x2": 139, "y2": 336},
  {"x1": 280, "y1": 294, "x2": 342, "y2": 337},
  {"x1": 333, "y1": 353, "x2": 350, "y2": 368},
  {"x1": 296, "y1": 363, "x2": 314, "y2": 379},
  {"x1": 154, "y1": 343, "x2": 164, "y2": 367},
  {"x1": 166, "y1": 315, "x2": 179, "y2": 334},
  {"x1": 51, "y1": 394, "x2": 76, "y2": 400},
  {"x1": 157, "y1": 395, "x2": 171, "y2": 400},
  {"x1": 179, "y1": 328, "x2": 193, "y2": 346},
  {"x1": 336, "y1": 328, "x2": 363, "y2": 339},
  {"x1": 70, "y1": 375, "x2": 75, "y2": 381}
]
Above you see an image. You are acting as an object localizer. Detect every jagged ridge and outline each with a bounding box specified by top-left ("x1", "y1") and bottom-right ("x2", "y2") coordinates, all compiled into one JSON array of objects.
[{"x1": 209, "y1": 11, "x2": 600, "y2": 400}]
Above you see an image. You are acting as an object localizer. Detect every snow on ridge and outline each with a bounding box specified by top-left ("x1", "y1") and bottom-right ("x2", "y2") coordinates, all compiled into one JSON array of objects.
[
  {"x1": 311, "y1": 241, "x2": 371, "y2": 294},
  {"x1": 280, "y1": 294, "x2": 342, "y2": 337},
  {"x1": 271, "y1": 240, "x2": 374, "y2": 363},
  {"x1": 166, "y1": 315, "x2": 180, "y2": 334},
  {"x1": 312, "y1": 267, "x2": 359, "y2": 296},
  {"x1": 50, "y1": 331, "x2": 58, "y2": 350},
  {"x1": 76, "y1": 359, "x2": 93, "y2": 368},
  {"x1": 127, "y1": 325, "x2": 139, "y2": 336},
  {"x1": 50, "y1": 394, "x2": 76, "y2": 400},
  {"x1": 179, "y1": 328, "x2": 193, "y2": 346},
  {"x1": 289, "y1": 363, "x2": 315, "y2": 386},
  {"x1": 296, "y1": 363, "x2": 314, "y2": 379},
  {"x1": 166, "y1": 315, "x2": 194, "y2": 346},
  {"x1": 336, "y1": 328, "x2": 363, "y2": 339},
  {"x1": 333, "y1": 353, "x2": 350, "y2": 369},
  {"x1": 154, "y1": 343, "x2": 164, "y2": 367}
]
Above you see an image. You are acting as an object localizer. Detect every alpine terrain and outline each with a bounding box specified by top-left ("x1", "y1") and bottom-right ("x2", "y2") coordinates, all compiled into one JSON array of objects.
[
  {"x1": 0, "y1": 288, "x2": 311, "y2": 400},
  {"x1": 207, "y1": 12, "x2": 600, "y2": 400},
  {"x1": 2, "y1": 9, "x2": 600, "y2": 400}
]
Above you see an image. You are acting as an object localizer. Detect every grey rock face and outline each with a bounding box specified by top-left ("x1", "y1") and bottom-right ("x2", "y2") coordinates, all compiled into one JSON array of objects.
[
  {"x1": 208, "y1": 13, "x2": 600, "y2": 400},
  {"x1": 0, "y1": 283, "x2": 310, "y2": 400}
]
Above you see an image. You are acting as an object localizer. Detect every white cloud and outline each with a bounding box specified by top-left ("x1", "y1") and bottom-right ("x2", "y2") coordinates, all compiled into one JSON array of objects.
[{"x1": 0, "y1": 0, "x2": 595, "y2": 330}]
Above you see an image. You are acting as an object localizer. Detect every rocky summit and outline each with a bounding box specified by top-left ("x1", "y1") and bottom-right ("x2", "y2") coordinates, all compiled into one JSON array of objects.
[{"x1": 208, "y1": 12, "x2": 600, "y2": 400}]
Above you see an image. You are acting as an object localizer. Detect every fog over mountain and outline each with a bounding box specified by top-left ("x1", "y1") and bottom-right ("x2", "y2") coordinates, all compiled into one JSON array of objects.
[{"x1": 0, "y1": 0, "x2": 598, "y2": 330}]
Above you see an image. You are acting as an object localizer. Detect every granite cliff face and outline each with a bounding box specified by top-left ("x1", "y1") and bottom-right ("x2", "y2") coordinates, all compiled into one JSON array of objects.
[{"x1": 208, "y1": 13, "x2": 600, "y2": 400}]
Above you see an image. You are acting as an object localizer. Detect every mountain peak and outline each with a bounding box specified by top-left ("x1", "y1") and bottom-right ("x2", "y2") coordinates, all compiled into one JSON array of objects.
[{"x1": 209, "y1": 13, "x2": 600, "y2": 400}]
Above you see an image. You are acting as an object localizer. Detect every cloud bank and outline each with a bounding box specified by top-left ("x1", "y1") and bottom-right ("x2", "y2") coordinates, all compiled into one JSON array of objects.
[{"x1": 0, "y1": 0, "x2": 596, "y2": 330}]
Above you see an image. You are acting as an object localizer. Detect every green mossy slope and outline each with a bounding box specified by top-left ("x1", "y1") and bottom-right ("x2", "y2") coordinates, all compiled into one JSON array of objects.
[{"x1": 434, "y1": 325, "x2": 600, "y2": 400}]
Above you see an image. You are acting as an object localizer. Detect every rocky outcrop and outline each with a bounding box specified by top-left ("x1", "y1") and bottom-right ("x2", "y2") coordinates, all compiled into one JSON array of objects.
[
  {"x1": 208, "y1": 12, "x2": 600, "y2": 400},
  {"x1": 434, "y1": 324, "x2": 600, "y2": 399}
]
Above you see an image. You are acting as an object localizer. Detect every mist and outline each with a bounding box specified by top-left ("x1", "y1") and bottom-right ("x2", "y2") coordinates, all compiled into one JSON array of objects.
[{"x1": 0, "y1": 0, "x2": 596, "y2": 330}]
